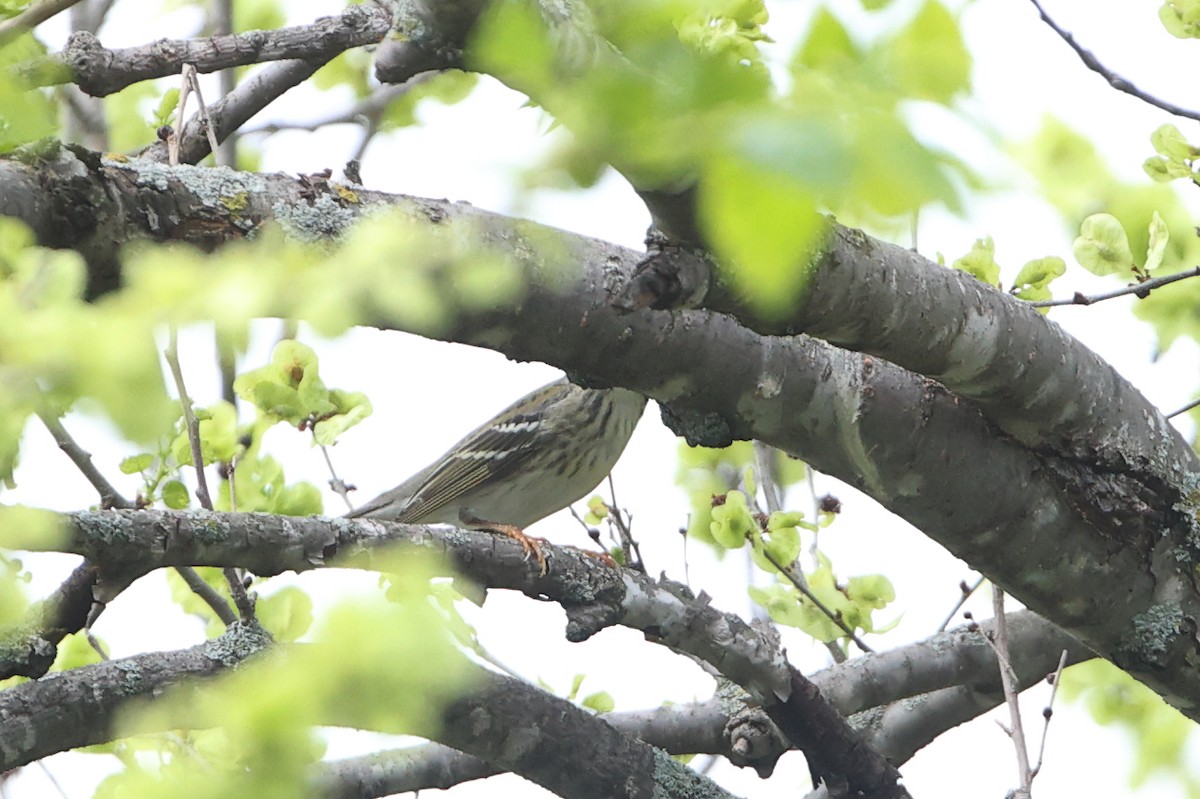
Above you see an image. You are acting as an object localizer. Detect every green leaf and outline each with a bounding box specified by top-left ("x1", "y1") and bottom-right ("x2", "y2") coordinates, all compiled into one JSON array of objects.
[
  {"x1": 581, "y1": 691, "x2": 615, "y2": 714},
  {"x1": 1011, "y1": 256, "x2": 1066, "y2": 303},
  {"x1": 312, "y1": 390, "x2": 373, "y2": 446},
  {"x1": 883, "y1": 0, "x2": 971, "y2": 103},
  {"x1": 767, "y1": 511, "x2": 806, "y2": 530},
  {"x1": 1150, "y1": 123, "x2": 1196, "y2": 160},
  {"x1": 1160, "y1": 0, "x2": 1200, "y2": 38},
  {"x1": 1073, "y1": 213, "x2": 1134, "y2": 276},
  {"x1": 0, "y1": 505, "x2": 68, "y2": 552},
  {"x1": 698, "y1": 155, "x2": 825, "y2": 319},
  {"x1": 0, "y1": 35, "x2": 58, "y2": 152},
  {"x1": 709, "y1": 490, "x2": 754, "y2": 549},
  {"x1": 794, "y1": 9, "x2": 859, "y2": 70},
  {"x1": 257, "y1": 586, "x2": 314, "y2": 643},
  {"x1": 162, "y1": 479, "x2": 190, "y2": 509},
  {"x1": 1144, "y1": 211, "x2": 1170, "y2": 274},
  {"x1": 846, "y1": 574, "x2": 895, "y2": 608},
  {"x1": 120, "y1": 453, "x2": 155, "y2": 474},
  {"x1": 952, "y1": 237, "x2": 1001, "y2": 286},
  {"x1": 1013, "y1": 256, "x2": 1066, "y2": 291},
  {"x1": 152, "y1": 89, "x2": 179, "y2": 128}
]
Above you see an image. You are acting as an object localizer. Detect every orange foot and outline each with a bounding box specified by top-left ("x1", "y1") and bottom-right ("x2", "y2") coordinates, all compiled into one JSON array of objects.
[{"x1": 468, "y1": 519, "x2": 549, "y2": 575}]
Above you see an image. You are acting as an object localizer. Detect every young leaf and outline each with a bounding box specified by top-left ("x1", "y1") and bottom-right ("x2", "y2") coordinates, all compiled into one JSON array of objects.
[{"x1": 1073, "y1": 214, "x2": 1135, "y2": 276}]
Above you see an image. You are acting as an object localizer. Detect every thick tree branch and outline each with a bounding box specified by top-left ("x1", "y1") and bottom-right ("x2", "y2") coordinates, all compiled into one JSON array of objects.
[
  {"x1": 372, "y1": 0, "x2": 485, "y2": 84},
  {"x1": 2, "y1": 153, "x2": 1198, "y2": 721},
  {"x1": 14, "y1": 4, "x2": 392, "y2": 97},
  {"x1": 368, "y1": 0, "x2": 1194, "y2": 500},
  {"x1": 22, "y1": 509, "x2": 898, "y2": 794},
  {"x1": 0, "y1": 619, "x2": 736, "y2": 799},
  {"x1": 2, "y1": 505, "x2": 1084, "y2": 794},
  {"x1": 6, "y1": 511, "x2": 1092, "y2": 795},
  {"x1": 0, "y1": 561, "x2": 99, "y2": 680},
  {"x1": 0, "y1": 620, "x2": 273, "y2": 766}
]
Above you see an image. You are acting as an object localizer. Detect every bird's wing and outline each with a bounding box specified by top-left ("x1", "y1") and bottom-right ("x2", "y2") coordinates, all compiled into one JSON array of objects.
[
  {"x1": 349, "y1": 379, "x2": 570, "y2": 523},
  {"x1": 397, "y1": 400, "x2": 550, "y2": 522}
]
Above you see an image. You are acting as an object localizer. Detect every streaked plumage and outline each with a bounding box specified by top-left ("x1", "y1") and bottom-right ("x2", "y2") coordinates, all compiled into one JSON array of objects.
[{"x1": 347, "y1": 377, "x2": 646, "y2": 529}]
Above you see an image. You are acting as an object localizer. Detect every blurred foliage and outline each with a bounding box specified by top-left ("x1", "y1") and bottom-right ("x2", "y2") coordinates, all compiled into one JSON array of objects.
[
  {"x1": 471, "y1": 0, "x2": 970, "y2": 317},
  {"x1": 676, "y1": 443, "x2": 892, "y2": 650},
  {"x1": 0, "y1": 1, "x2": 1197, "y2": 794},
  {"x1": 0, "y1": 33, "x2": 57, "y2": 152},
  {"x1": 1015, "y1": 117, "x2": 1200, "y2": 351},
  {"x1": 1062, "y1": 660, "x2": 1200, "y2": 792},
  {"x1": 99, "y1": 553, "x2": 470, "y2": 799}
]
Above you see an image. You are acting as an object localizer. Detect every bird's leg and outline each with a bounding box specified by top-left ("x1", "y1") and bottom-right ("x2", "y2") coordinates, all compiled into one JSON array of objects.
[{"x1": 460, "y1": 512, "x2": 549, "y2": 574}]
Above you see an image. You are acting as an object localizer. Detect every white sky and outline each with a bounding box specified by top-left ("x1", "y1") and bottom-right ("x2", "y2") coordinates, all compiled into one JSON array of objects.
[{"x1": 7, "y1": 1, "x2": 1200, "y2": 797}]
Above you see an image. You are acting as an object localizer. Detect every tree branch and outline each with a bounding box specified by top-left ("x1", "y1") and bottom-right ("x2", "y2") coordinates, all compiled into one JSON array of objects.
[
  {"x1": 1026, "y1": 0, "x2": 1200, "y2": 122},
  {"x1": 0, "y1": 621, "x2": 738, "y2": 799},
  {"x1": 2, "y1": 152, "x2": 1197, "y2": 722},
  {"x1": 0, "y1": 0, "x2": 85, "y2": 47},
  {"x1": 0, "y1": 561, "x2": 100, "y2": 680},
  {"x1": 1027, "y1": 265, "x2": 1200, "y2": 308},
  {"x1": 14, "y1": 4, "x2": 392, "y2": 97},
  {"x1": 3, "y1": 512, "x2": 1084, "y2": 794}
]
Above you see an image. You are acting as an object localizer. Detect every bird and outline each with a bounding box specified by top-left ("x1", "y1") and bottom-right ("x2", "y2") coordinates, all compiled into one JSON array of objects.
[{"x1": 346, "y1": 376, "x2": 647, "y2": 570}]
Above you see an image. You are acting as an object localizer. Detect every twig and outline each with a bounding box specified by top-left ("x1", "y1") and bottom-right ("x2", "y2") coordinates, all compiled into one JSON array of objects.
[
  {"x1": 163, "y1": 329, "x2": 212, "y2": 510},
  {"x1": 319, "y1": 439, "x2": 355, "y2": 513},
  {"x1": 0, "y1": 0, "x2": 85, "y2": 46},
  {"x1": 605, "y1": 474, "x2": 645, "y2": 572},
  {"x1": 753, "y1": 441, "x2": 782, "y2": 514},
  {"x1": 33, "y1": 410, "x2": 221, "y2": 644},
  {"x1": 988, "y1": 587, "x2": 1033, "y2": 797},
  {"x1": 163, "y1": 327, "x2": 255, "y2": 621},
  {"x1": 806, "y1": 466, "x2": 821, "y2": 558},
  {"x1": 209, "y1": 0, "x2": 238, "y2": 168},
  {"x1": 1028, "y1": 0, "x2": 1200, "y2": 122},
  {"x1": 760, "y1": 548, "x2": 873, "y2": 656},
  {"x1": 1027, "y1": 265, "x2": 1200, "y2": 308},
  {"x1": 1166, "y1": 396, "x2": 1200, "y2": 420},
  {"x1": 168, "y1": 65, "x2": 221, "y2": 166},
  {"x1": 84, "y1": 628, "x2": 108, "y2": 661},
  {"x1": 174, "y1": 565, "x2": 237, "y2": 626},
  {"x1": 744, "y1": 452, "x2": 850, "y2": 660},
  {"x1": 1032, "y1": 649, "x2": 1069, "y2": 777},
  {"x1": 37, "y1": 409, "x2": 133, "y2": 510},
  {"x1": 35, "y1": 760, "x2": 71, "y2": 799},
  {"x1": 936, "y1": 575, "x2": 985, "y2": 632}
]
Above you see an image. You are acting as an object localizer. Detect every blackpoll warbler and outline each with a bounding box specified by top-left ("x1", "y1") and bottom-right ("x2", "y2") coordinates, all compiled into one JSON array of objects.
[{"x1": 347, "y1": 377, "x2": 646, "y2": 567}]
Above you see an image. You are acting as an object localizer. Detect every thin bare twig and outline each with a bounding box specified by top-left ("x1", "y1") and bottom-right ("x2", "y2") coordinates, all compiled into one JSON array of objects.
[
  {"x1": 37, "y1": 410, "x2": 133, "y2": 510},
  {"x1": 805, "y1": 466, "x2": 821, "y2": 558},
  {"x1": 1166, "y1": 396, "x2": 1200, "y2": 420},
  {"x1": 761, "y1": 548, "x2": 873, "y2": 656},
  {"x1": 988, "y1": 587, "x2": 1033, "y2": 798},
  {"x1": 319, "y1": 439, "x2": 355, "y2": 513},
  {"x1": 209, "y1": 0, "x2": 238, "y2": 168},
  {"x1": 175, "y1": 564, "x2": 237, "y2": 626},
  {"x1": 168, "y1": 65, "x2": 221, "y2": 166},
  {"x1": 1032, "y1": 649, "x2": 1070, "y2": 777},
  {"x1": 937, "y1": 575, "x2": 985, "y2": 632},
  {"x1": 1028, "y1": 0, "x2": 1200, "y2": 122},
  {"x1": 35, "y1": 760, "x2": 71, "y2": 799},
  {"x1": 1027, "y1": 265, "x2": 1200, "y2": 308},
  {"x1": 753, "y1": 441, "x2": 782, "y2": 514},
  {"x1": 750, "y1": 443, "x2": 848, "y2": 661},
  {"x1": 164, "y1": 327, "x2": 255, "y2": 621},
  {"x1": 0, "y1": 0, "x2": 86, "y2": 46},
  {"x1": 605, "y1": 474, "x2": 645, "y2": 572}
]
